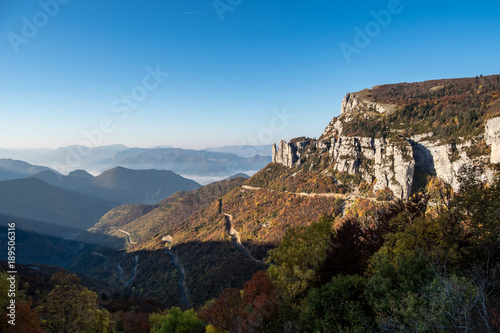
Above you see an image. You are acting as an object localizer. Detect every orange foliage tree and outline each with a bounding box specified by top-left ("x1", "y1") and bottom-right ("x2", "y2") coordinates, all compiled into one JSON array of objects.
[{"x1": 198, "y1": 271, "x2": 278, "y2": 333}]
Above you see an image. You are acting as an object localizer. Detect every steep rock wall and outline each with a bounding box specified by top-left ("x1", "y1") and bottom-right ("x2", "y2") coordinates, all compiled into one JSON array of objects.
[
  {"x1": 272, "y1": 139, "x2": 311, "y2": 168},
  {"x1": 328, "y1": 136, "x2": 415, "y2": 198},
  {"x1": 272, "y1": 136, "x2": 415, "y2": 198},
  {"x1": 486, "y1": 117, "x2": 500, "y2": 164}
]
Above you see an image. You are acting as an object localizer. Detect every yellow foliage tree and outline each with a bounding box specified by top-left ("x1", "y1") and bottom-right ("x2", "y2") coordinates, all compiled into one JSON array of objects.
[{"x1": 36, "y1": 272, "x2": 110, "y2": 333}]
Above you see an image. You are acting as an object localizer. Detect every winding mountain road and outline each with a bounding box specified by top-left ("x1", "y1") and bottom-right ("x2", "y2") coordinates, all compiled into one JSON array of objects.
[
  {"x1": 223, "y1": 213, "x2": 267, "y2": 265},
  {"x1": 117, "y1": 229, "x2": 138, "y2": 244},
  {"x1": 218, "y1": 198, "x2": 267, "y2": 265},
  {"x1": 116, "y1": 262, "x2": 123, "y2": 282},
  {"x1": 242, "y1": 184, "x2": 364, "y2": 200},
  {"x1": 123, "y1": 254, "x2": 139, "y2": 287},
  {"x1": 241, "y1": 184, "x2": 390, "y2": 215},
  {"x1": 163, "y1": 236, "x2": 190, "y2": 307},
  {"x1": 91, "y1": 251, "x2": 110, "y2": 269}
]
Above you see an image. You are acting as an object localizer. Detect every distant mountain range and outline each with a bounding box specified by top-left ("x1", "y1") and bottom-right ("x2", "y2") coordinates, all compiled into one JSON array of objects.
[
  {"x1": 204, "y1": 145, "x2": 273, "y2": 158},
  {"x1": 85, "y1": 148, "x2": 270, "y2": 177},
  {"x1": 0, "y1": 158, "x2": 53, "y2": 181},
  {"x1": 0, "y1": 145, "x2": 272, "y2": 177},
  {"x1": 32, "y1": 166, "x2": 201, "y2": 205},
  {"x1": 0, "y1": 145, "x2": 128, "y2": 171}
]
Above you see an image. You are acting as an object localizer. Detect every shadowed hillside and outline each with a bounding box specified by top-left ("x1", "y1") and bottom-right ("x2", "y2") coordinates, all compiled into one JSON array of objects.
[
  {"x1": 0, "y1": 178, "x2": 113, "y2": 230},
  {"x1": 0, "y1": 158, "x2": 55, "y2": 181}
]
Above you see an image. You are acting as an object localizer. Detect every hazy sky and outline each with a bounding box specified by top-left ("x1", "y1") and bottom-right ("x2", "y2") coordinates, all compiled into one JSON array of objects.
[{"x1": 1, "y1": 0, "x2": 499, "y2": 149}]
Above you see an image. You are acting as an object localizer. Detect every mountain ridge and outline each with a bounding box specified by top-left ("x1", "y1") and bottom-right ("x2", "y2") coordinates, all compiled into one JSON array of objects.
[
  {"x1": 0, "y1": 145, "x2": 271, "y2": 177},
  {"x1": 273, "y1": 74, "x2": 500, "y2": 198},
  {"x1": 0, "y1": 158, "x2": 56, "y2": 181}
]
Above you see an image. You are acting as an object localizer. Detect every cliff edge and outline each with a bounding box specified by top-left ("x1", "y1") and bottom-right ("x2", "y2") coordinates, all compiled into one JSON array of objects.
[{"x1": 273, "y1": 75, "x2": 500, "y2": 198}]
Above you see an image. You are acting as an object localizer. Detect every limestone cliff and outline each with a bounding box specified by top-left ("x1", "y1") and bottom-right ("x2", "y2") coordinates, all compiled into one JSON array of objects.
[
  {"x1": 273, "y1": 135, "x2": 415, "y2": 199},
  {"x1": 486, "y1": 117, "x2": 500, "y2": 164},
  {"x1": 341, "y1": 91, "x2": 397, "y2": 115},
  {"x1": 273, "y1": 81, "x2": 500, "y2": 198}
]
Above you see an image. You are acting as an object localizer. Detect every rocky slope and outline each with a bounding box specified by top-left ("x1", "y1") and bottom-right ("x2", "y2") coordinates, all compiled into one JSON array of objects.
[{"x1": 273, "y1": 75, "x2": 500, "y2": 198}]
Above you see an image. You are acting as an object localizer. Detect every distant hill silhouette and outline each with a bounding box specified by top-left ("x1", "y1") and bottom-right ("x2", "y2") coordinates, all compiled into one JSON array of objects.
[
  {"x1": 0, "y1": 158, "x2": 55, "y2": 181},
  {"x1": 93, "y1": 167, "x2": 200, "y2": 204},
  {"x1": 32, "y1": 167, "x2": 201, "y2": 205},
  {"x1": 224, "y1": 173, "x2": 250, "y2": 180}
]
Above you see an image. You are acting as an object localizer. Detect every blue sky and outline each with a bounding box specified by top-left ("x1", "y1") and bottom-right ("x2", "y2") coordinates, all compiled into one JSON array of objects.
[{"x1": 1, "y1": 0, "x2": 499, "y2": 149}]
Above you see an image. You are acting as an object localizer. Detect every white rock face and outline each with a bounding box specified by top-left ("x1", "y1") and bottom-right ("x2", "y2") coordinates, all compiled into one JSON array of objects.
[
  {"x1": 272, "y1": 139, "x2": 311, "y2": 167},
  {"x1": 272, "y1": 141, "x2": 296, "y2": 167},
  {"x1": 341, "y1": 92, "x2": 396, "y2": 114},
  {"x1": 372, "y1": 139, "x2": 415, "y2": 199},
  {"x1": 274, "y1": 136, "x2": 414, "y2": 198},
  {"x1": 329, "y1": 137, "x2": 362, "y2": 175},
  {"x1": 323, "y1": 92, "x2": 396, "y2": 138},
  {"x1": 410, "y1": 139, "x2": 491, "y2": 192},
  {"x1": 341, "y1": 93, "x2": 360, "y2": 114},
  {"x1": 485, "y1": 117, "x2": 500, "y2": 164},
  {"x1": 321, "y1": 117, "x2": 343, "y2": 138}
]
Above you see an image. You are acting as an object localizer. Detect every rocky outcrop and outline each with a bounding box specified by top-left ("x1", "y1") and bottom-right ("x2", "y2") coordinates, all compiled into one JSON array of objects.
[
  {"x1": 322, "y1": 93, "x2": 397, "y2": 138},
  {"x1": 409, "y1": 140, "x2": 475, "y2": 192},
  {"x1": 341, "y1": 92, "x2": 397, "y2": 115},
  {"x1": 486, "y1": 117, "x2": 500, "y2": 164},
  {"x1": 373, "y1": 139, "x2": 415, "y2": 199},
  {"x1": 272, "y1": 139, "x2": 311, "y2": 168},
  {"x1": 272, "y1": 141, "x2": 297, "y2": 167}
]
